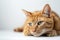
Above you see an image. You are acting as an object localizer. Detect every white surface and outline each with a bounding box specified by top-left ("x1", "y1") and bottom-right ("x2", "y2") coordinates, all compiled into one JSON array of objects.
[
  {"x1": 0, "y1": 0, "x2": 60, "y2": 30},
  {"x1": 0, "y1": 30, "x2": 60, "y2": 40}
]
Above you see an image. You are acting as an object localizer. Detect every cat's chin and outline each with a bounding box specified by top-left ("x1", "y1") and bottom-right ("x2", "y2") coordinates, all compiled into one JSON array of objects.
[
  {"x1": 31, "y1": 32, "x2": 41, "y2": 37},
  {"x1": 31, "y1": 32, "x2": 47, "y2": 37},
  {"x1": 30, "y1": 32, "x2": 44, "y2": 37},
  {"x1": 30, "y1": 29, "x2": 50, "y2": 37}
]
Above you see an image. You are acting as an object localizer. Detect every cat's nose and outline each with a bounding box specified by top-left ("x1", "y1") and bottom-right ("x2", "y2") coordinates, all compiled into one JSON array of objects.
[{"x1": 32, "y1": 29, "x2": 36, "y2": 32}]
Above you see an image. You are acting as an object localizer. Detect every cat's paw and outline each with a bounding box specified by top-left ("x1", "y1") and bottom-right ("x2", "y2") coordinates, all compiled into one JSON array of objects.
[
  {"x1": 14, "y1": 27, "x2": 23, "y2": 32},
  {"x1": 23, "y1": 31, "x2": 31, "y2": 36},
  {"x1": 23, "y1": 30, "x2": 31, "y2": 36},
  {"x1": 47, "y1": 30, "x2": 57, "y2": 37},
  {"x1": 14, "y1": 28, "x2": 19, "y2": 32}
]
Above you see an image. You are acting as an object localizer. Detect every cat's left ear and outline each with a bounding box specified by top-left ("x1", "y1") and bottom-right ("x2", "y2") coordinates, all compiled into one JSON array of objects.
[
  {"x1": 22, "y1": 9, "x2": 32, "y2": 17},
  {"x1": 42, "y1": 4, "x2": 51, "y2": 18}
]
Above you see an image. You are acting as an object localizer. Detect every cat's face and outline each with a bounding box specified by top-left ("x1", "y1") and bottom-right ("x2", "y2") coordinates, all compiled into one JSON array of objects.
[{"x1": 22, "y1": 4, "x2": 54, "y2": 36}]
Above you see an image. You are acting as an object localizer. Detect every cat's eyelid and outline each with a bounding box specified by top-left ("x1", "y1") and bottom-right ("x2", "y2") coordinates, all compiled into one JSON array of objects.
[
  {"x1": 46, "y1": 22, "x2": 52, "y2": 24},
  {"x1": 37, "y1": 21, "x2": 44, "y2": 25},
  {"x1": 38, "y1": 21, "x2": 44, "y2": 22}
]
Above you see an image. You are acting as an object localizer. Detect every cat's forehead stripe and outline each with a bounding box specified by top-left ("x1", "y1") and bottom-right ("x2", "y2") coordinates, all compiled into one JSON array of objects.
[{"x1": 38, "y1": 17, "x2": 45, "y2": 21}]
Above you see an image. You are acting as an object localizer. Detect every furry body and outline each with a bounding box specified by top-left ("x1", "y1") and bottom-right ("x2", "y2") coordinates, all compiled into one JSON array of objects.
[{"x1": 14, "y1": 4, "x2": 60, "y2": 37}]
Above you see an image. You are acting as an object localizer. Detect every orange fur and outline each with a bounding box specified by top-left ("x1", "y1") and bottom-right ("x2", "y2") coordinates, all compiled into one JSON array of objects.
[{"x1": 14, "y1": 4, "x2": 60, "y2": 37}]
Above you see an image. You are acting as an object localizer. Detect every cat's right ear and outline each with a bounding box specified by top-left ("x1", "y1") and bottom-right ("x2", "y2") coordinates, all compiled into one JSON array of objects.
[
  {"x1": 22, "y1": 9, "x2": 32, "y2": 17},
  {"x1": 42, "y1": 4, "x2": 51, "y2": 18}
]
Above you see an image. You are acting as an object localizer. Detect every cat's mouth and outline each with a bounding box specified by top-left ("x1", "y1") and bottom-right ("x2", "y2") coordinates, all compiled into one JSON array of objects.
[
  {"x1": 31, "y1": 32, "x2": 48, "y2": 37},
  {"x1": 30, "y1": 29, "x2": 51, "y2": 37},
  {"x1": 30, "y1": 29, "x2": 46, "y2": 37}
]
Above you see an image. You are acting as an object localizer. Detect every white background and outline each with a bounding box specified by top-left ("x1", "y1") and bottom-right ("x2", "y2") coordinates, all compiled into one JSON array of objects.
[{"x1": 0, "y1": 0, "x2": 60, "y2": 30}]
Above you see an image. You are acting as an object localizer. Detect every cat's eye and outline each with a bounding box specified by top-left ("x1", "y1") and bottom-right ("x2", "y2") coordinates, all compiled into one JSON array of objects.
[
  {"x1": 37, "y1": 21, "x2": 43, "y2": 25},
  {"x1": 28, "y1": 22, "x2": 32, "y2": 26}
]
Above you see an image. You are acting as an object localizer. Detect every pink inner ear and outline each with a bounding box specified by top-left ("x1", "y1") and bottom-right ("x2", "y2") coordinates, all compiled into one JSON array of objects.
[
  {"x1": 26, "y1": 12, "x2": 32, "y2": 17},
  {"x1": 43, "y1": 4, "x2": 51, "y2": 17}
]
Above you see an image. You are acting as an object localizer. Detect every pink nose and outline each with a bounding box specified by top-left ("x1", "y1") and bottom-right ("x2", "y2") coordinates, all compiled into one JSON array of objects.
[{"x1": 32, "y1": 29, "x2": 36, "y2": 32}]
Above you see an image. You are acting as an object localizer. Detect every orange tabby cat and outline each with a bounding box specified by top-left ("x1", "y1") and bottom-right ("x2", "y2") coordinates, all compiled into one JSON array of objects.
[{"x1": 14, "y1": 4, "x2": 60, "y2": 37}]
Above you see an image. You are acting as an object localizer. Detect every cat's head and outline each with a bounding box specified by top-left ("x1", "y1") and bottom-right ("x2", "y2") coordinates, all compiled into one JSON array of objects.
[{"x1": 22, "y1": 4, "x2": 54, "y2": 36}]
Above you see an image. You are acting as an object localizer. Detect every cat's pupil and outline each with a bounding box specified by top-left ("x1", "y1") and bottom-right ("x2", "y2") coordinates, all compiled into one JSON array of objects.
[
  {"x1": 37, "y1": 21, "x2": 43, "y2": 25},
  {"x1": 28, "y1": 23, "x2": 32, "y2": 26}
]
